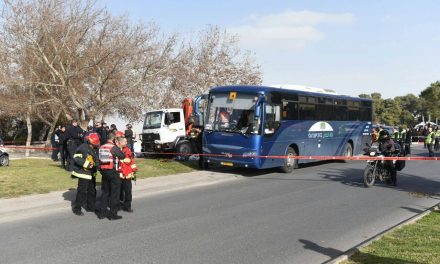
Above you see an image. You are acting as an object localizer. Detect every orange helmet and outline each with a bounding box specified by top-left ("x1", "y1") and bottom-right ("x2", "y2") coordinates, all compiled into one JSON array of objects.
[
  {"x1": 88, "y1": 133, "x2": 100, "y2": 146},
  {"x1": 115, "y1": 131, "x2": 125, "y2": 138}
]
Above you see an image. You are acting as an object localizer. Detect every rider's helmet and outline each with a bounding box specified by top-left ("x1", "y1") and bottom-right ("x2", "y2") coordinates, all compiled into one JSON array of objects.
[{"x1": 378, "y1": 129, "x2": 390, "y2": 141}]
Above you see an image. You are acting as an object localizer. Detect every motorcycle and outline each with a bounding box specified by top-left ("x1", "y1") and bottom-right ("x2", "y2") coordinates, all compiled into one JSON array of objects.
[
  {"x1": 363, "y1": 142, "x2": 404, "y2": 187},
  {"x1": 0, "y1": 138, "x2": 9, "y2": 167}
]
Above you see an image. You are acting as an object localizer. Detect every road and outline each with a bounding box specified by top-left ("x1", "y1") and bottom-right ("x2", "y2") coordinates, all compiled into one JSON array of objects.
[{"x1": 0, "y1": 145, "x2": 439, "y2": 264}]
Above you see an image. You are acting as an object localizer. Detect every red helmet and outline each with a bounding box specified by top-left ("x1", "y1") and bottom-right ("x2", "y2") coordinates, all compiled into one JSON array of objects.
[
  {"x1": 88, "y1": 133, "x2": 100, "y2": 146},
  {"x1": 115, "y1": 131, "x2": 125, "y2": 138}
]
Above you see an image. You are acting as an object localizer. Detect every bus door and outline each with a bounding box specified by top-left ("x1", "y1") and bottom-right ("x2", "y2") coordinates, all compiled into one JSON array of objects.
[{"x1": 262, "y1": 104, "x2": 283, "y2": 167}]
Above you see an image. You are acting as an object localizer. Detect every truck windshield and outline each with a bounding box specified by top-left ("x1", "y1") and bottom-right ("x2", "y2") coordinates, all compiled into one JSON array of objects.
[
  {"x1": 143, "y1": 111, "x2": 163, "y2": 129},
  {"x1": 205, "y1": 93, "x2": 261, "y2": 135}
]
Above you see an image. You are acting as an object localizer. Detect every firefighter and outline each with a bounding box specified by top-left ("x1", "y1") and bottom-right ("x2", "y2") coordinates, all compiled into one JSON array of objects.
[
  {"x1": 118, "y1": 132, "x2": 137, "y2": 213},
  {"x1": 71, "y1": 133, "x2": 100, "y2": 216},
  {"x1": 98, "y1": 132, "x2": 126, "y2": 220},
  {"x1": 66, "y1": 119, "x2": 85, "y2": 171}
]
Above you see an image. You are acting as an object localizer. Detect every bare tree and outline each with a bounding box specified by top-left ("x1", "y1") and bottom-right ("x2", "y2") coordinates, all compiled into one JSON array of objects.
[
  {"x1": 0, "y1": 0, "x2": 262, "y2": 147},
  {"x1": 162, "y1": 26, "x2": 262, "y2": 107}
]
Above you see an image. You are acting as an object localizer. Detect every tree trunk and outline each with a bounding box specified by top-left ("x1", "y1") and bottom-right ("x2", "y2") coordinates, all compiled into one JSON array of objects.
[
  {"x1": 25, "y1": 105, "x2": 32, "y2": 157},
  {"x1": 38, "y1": 124, "x2": 49, "y2": 142},
  {"x1": 45, "y1": 111, "x2": 61, "y2": 147}
]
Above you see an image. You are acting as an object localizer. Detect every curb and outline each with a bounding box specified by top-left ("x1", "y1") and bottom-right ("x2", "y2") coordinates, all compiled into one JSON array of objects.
[
  {"x1": 325, "y1": 203, "x2": 440, "y2": 264},
  {"x1": 0, "y1": 170, "x2": 238, "y2": 224}
]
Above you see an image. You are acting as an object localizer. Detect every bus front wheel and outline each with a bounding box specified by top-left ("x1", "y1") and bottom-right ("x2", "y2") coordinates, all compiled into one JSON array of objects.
[{"x1": 280, "y1": 147, "x2": 297, "y2": 173}]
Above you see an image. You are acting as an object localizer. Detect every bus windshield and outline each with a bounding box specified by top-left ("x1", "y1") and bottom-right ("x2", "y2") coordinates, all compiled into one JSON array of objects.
[
  {"x1": 205, "y1": 93, "x2": 261, "y2": 134},
  {"x1": 143, "y1": 111, "x2": 163, "y2": 129}
]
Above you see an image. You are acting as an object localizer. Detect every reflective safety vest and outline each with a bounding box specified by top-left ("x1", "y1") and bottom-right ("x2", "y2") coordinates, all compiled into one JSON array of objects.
[
  {"x1": 119, "y1": 147, "x2": 138, "y2": 179},
  {"x1": 99, "y1": 143, "x2": 117, "y2": 170},
  {"x1": 425, "y1": 131, "x2": 435, "y2": 144}
]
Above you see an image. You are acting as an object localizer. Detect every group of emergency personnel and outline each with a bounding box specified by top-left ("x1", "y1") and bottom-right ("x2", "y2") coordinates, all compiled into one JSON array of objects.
[
  {"x1": 51, "y1": 120, "x2": 137, "y2": 220},
  {"x1": 423, "y1": 125, "x2": 440, "y2": 157},
  {"x1": 371, "y1": 124, "x2": 440, "y2": 157},
  {"x1": 371, "y1": 126, "x2": 412, "y2": 156}
]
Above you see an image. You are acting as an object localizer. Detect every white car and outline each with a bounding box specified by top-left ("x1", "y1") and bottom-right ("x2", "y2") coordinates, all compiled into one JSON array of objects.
[{"x1": 0, "y1": 138, "x2": 9, "y2": 166}]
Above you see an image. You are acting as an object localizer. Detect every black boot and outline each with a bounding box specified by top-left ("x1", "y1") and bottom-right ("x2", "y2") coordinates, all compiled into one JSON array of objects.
[
  {"x1": 97, "y1": 211, "x2": 107, "y2": 220},
  {"x1": 107, "y1": 213, "x2": 122, "y2": 220},
  {"x1": 72, "y1": 208, "x2": 83, "y2": 216},
  {"x1": 122, "y1": 207, "x2": 133, "y2": 213}
]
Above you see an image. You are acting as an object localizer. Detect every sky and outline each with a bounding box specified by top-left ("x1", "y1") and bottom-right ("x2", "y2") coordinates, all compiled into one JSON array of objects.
[{"x1": 99, "y1": 0, "x2": 440, "y2": 99}]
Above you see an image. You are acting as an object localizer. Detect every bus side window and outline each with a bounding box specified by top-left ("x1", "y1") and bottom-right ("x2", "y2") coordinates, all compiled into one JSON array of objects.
[
  {"x1": 299, "y1": 104, "x2": 316, "y2": 120},
  {"x1": 282, "y1": 101, "x2": 298, "y2": 120},
  {"x1": 265, "y1": 105, "x2": 281, "y2": 135}
]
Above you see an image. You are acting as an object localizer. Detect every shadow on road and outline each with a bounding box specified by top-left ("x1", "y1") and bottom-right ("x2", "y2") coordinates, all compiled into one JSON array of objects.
[
  {"x1": 62, "y1": 188, "x2": 76, "y2": 206},
  {"x1": 204, "y1": 160, "x2": 341, "y2": 178},
  {"x1": 299, "y1": 239, "x2": 419, "y2": 264},
  {"x1": 317, "y1": 166, "x2": 440, "y2": 198},
  {"x1": 298, "y1": 239, "x2": 342, "y2": 258}
]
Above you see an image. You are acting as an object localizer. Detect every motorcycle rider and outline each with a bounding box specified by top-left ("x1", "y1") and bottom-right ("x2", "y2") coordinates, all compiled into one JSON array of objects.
[{"x1": 378, "y1": 130, "x2": 397, "y2": 185}]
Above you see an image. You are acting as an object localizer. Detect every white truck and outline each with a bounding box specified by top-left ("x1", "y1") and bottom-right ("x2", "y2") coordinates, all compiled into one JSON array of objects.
[{"x1": 140, "y1": 96, "x2": 206, "y2": 156}]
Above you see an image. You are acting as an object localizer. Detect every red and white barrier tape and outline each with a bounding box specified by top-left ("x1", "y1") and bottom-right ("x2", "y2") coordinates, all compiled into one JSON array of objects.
[
  {"x1": 2, "y1": 146, "x2": 439, "y2": 161},
  {"x1": 135, "y1": 151, "x2": 440, "y2": 161},
  {"x1": 1, "y1": 145, "x2": 57, "y2": 151}
]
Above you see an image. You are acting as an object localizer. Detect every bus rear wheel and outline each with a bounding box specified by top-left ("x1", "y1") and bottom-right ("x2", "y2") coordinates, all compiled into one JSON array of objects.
[{"x1": 280, "y1": 147, "x2": 297, "y2": 173}]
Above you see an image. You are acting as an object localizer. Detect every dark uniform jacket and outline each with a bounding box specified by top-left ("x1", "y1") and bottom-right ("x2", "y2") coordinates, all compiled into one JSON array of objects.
[
  {"x1": 125, "y1": 129, "x2": 134, "y2": 143},
  {"x1": 66, "y1": 125, "x2": 84, "y2": 143},
  {"x1": 58, "y1": 131, "x2": 67, "y2": 147},
  {"x1": 71, "y1": 143, "x2": 99, "y2": 180},
  {"x1": 96, "y1": 127, "x2": 108, "y2": 146}
]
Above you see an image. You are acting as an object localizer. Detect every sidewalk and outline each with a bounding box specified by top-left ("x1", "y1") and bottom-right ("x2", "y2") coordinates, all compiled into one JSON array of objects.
[{"x1": 0, "y1": 169, "x2": 239, "y2": 224}]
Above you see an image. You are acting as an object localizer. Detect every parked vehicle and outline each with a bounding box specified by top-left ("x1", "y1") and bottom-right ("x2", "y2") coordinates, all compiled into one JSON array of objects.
[
  {"x1": 363, "y1": 142, "x2": 404, "y2": 187},
  {"x1": 0, "y1": 138, "x2": 9, "y2": 166},
  {"x1": 140, "y1": 95, "x2": 207, "y2": 158}
]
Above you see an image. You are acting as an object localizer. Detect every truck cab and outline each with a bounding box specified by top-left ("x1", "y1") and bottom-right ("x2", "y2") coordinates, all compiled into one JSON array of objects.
[{"x1": 141, "y1": 108, "x2": 186, "y2": 153}]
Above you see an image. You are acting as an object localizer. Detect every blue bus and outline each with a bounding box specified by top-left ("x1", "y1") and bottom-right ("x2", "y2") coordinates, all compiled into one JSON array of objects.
[{"x1": 203, "y1": 85, "x2": 372, "y2": 172}]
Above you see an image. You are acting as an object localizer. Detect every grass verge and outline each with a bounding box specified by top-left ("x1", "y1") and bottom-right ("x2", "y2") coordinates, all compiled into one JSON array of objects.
[
  {"x1": 343, "y1": 210, "x2": 440, "y2": 264},
  {"x1": 0, "y1": 158, "x2": 195, "y2": 198}
]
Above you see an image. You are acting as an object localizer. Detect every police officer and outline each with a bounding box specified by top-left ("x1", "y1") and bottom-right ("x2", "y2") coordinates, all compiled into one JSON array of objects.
[
  {"x1": 66, "y1": 120, "x2": 85, "y2": 171},
  {"x1": 98, "y1": 132, "x2": 126, "y2": 220},
  {"x1": 58, "y1": 126, "x2": 68, "y2": 170},
  {"x1": 124, "y1": 124, "x2": 135, "y2": 154},
  {"x1": 50, "y1": 126, "x2": 61, "y2": 161},
  {"x1": 404, "y1": 127, "x2": 412, "y2": 155},
  {"x1": 434, "y1": 127, "x2": 440, "y2": 152},
  {"x1": 82, "y1": 125, "x2": 94, "y2": 143},
  {"x1": 425, "y1": 127, "x2": 435, "y2": 157},
  {"x1": 110, "y1": 124, "x2": 118, "y2": 135},
  {"x1": 71, "y1": 133, "x2": 100, "y2": 216}
]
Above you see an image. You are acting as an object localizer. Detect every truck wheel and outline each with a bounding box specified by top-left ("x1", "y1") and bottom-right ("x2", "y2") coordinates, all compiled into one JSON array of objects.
[
  {"x1": 176, "y1": 142, "x2": 192, "y2": 161},
  {"x1": 280, "y1": 147, "x2": 297, "y2": 173}
]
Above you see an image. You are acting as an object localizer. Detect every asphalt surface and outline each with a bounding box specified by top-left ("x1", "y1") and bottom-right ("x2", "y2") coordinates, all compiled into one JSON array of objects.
[{"x1": 1, "y1": 145, "x2": 439, "y2": 264}]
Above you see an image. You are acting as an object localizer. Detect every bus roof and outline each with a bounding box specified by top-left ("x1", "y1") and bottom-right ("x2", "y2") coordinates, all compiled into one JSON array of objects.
[{"x1": 209, "y1": 85, "x2": 371, "y2": 102}]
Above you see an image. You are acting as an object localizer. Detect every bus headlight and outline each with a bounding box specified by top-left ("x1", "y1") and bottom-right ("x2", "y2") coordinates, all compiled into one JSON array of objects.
[{"x1": 243, "y1": 151, "x2": 256, "y2": 158}]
